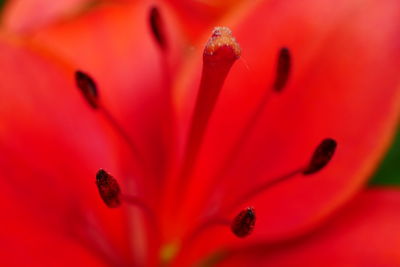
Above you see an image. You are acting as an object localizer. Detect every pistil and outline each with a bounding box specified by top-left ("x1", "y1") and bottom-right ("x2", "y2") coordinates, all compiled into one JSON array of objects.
[{"x1": 178, "y1": 27, "x2": 241, "y2": 194}]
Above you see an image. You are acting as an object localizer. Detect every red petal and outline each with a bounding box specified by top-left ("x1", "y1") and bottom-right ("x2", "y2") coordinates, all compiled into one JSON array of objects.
[
  {"x1": 0, "y1": 177, "x2": 117, "y2": 266},
  {"x1": 3, "y1": 0, "x2": 94, "y2": 33},
  {"x1": 0, "y1": 36, "x2": 132, "y2": 263},
  {"x1": 1, "y1": 228, "x2": 107, "y2": 266},
  {"x1": 172, "y1": 0, "x2": 400, "y2": 245},
  {"x1": 217, "y1": 188, "x2": 400, "y2": 266}
]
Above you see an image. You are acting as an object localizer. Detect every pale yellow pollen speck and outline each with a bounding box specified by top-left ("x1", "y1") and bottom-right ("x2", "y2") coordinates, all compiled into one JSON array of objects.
[
  {"x1": 204, "y1": 26, "x2": 241, "y2": 58},
  {"x1": 160, "y1": 242, "x2": 180, "y2": 264}
]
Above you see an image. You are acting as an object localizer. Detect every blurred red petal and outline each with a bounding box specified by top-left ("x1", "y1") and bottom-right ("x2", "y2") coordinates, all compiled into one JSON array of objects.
[
  {"x1": 3, "y1": 0, "x2": 95, "y2": 33},
  {"x1": 1, "y1": 229, "x2": 107, "y2": 267},
  {"x1": 0, "y1": 35, "x2": 132, "y2": 263},
  {"x1": 0, "y1": 175, "x2": 120, "y2": 266},
  {"x1": 217, "y1": 188, "x2": 400, "y2": 266},
  {"x1": 166, "y1": 0, "x2": 247, "y2": 42}
]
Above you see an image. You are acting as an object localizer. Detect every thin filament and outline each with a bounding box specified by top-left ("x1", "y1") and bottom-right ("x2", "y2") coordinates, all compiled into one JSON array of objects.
[{"x1": 100, "y1": 107, "x2": 145, "y2": 168}]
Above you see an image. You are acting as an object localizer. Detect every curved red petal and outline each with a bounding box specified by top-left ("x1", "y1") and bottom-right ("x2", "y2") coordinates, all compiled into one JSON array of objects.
[
  {"x1": 3, "y1": 0, "x2": 94, "y2": 33},
  {"x1": 216, "y1": 188, "x2": 400, "y2": 266},
  {"x1": 172, "y1": 0, "x2": 400, "y2": 248},
  {"x1": 0, "y1": 176, "x2": 117, "y2": 266},
  {"x1": 0, "y1": 36, "x2": 132, "y2": 263}
]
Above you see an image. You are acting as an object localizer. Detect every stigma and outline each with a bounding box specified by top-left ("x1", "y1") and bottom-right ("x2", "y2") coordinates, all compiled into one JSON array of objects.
[{"x1": 204, "y1": 26, "x2": 241, "y2": 62}]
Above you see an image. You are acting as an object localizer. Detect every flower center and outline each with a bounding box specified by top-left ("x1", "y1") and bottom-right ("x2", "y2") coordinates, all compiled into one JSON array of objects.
[{"x1": 74, "y1": 16, "x2": 338, "y2": 265}]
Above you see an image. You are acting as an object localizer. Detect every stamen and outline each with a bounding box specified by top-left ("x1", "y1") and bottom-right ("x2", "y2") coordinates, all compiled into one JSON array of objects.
[
  {"x1": 178, "y1": 27, "x2": 241, "y2": 192},
  {"x1": 74, "y1": 71, "x2": 145, "y2": 173},
  {"x1": 273, "y1": 47, "x2": 291, "y2": 92},
  {"x1": 182, "y1": 139, "x2": 336, "y2": 255},
  {"x1": 303, "y1": 138, "x2": 337, "y2": 175},
  {"x1": 148, "y1": 6, "x2": 174, "y2": 185},
  {"x1": 96, "y1": 169, "x2": 121, "y2": 208},
  {"x1": 182, "y1": 141, "x2": 337, "y2": 255},
  {"x1": 181, "y1": 206, "x2": 255, "y2": 255},
  {"x1": 231, "y1": 207, "x2": 256, "y2": 238},
  {"x1": 178, "y1": 216, "x2": 231, "y2": 259},
  {"x1": 75, "y1": 70, "x2": 99, "y2": 109},
  {"x1": 225, "y1": 138, "x2": 338, "y2": 213},
  {"x1": 149, "y1": 6, "x2": 167, "y2": 50},
  {"x1": 121, "y1": 194, "x2": 161, "y2": 239},
  {"x1": 228, "y1": 168, "x2": 303, "y2": 213},
  {"x1": 100, "y1": 108, "x2": 144, "y2": 165},
  {"x1": 95, "y1": 169, "x2": 161, "y2": 241}
]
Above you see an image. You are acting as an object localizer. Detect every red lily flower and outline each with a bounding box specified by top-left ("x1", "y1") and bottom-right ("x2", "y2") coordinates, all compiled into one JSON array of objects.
[{"x1": 0, "y1": 0, "x2": 400, "y2": 266}]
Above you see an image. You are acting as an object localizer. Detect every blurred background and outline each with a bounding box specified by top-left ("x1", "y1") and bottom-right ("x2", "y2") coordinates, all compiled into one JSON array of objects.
[{"x1": 370, "y1": 126, "x2": 400, "y2": 185}]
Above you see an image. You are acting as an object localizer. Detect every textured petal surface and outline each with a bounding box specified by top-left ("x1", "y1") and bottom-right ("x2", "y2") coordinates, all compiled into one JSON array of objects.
[
  {"x1": 168, "y1": 0, "x2": 400, "y2": 262},
  {"x1": 217, "y1": 188, "x2": 400, "y2": 266}
]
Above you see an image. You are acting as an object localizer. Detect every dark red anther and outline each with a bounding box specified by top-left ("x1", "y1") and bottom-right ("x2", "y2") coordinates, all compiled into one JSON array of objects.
[
  {"x1": 96, "y1": 169, "x2": 121, "y2": 208},
  {"x1": 303, "y1": 138, "x2": 337, "y2": 175},
  {"x1": 231, "y1": 207, "x2": 256, "y2": 238},
  {"x1": 75, "y1": 70, "x2": 99, "y2": 109},
  {"x1": 273, "y1": 47, "x2": 291, "y2": 92},
  {"x1": 149, "y1": 6, "x2": 167, "y2": 50}
]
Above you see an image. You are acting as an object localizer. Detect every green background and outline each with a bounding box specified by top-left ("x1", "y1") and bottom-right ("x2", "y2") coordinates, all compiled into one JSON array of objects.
[{"x1": 370, "y1": 126, "x2": 400, "y2": 185}]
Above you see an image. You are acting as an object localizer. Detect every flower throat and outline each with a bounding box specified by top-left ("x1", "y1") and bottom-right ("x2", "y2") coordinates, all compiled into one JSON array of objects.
[{"x1": 74, "y1": 8, "x2": 337, "y2": 264}]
